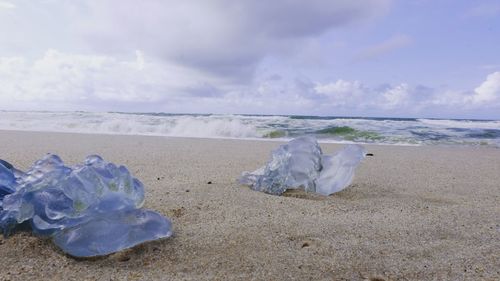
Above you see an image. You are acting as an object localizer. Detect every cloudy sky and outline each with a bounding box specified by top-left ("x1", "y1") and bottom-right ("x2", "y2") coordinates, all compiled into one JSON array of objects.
[{"x1": 0, "y1": 0, "x2": 499, "y2": 119}]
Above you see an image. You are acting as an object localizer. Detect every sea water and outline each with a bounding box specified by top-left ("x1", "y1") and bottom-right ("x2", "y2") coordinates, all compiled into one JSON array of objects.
[{"x1": 0, "y1": 111, "x2": 499, "y2": 147}]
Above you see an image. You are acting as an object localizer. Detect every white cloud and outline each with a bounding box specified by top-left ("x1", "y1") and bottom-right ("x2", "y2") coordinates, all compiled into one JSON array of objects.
[
  {"x1": 0, "y1": 50, "x2": 499, "y2": 118},
  {"x1": 312, "y1": 80, "x2": 416, "y2": 114},
  {"x1": 1, "y1": 1, "x2": 499, "y2": 119},
  {"x1": 0, "y1": 1, "x2": 15, "y2": 9},
  {"x1": 314, "y1": 80, "x2": 364, "y2": 95},
  {"x1": 309, "y1": 72, "x2": 500, "y2": 117},
  {"x1": 0, "y1": 50, "x2": 221, "y2": 110},
  {"x1": 0, "y1": 0, "x2": 390, "y2": 82},
  {"x1": 464, "y1": 2, "x2": 500, "y2": 18},
  {"x1": 427, "y1": 71, "x2": 500, "y2": 114},
  {"x1": 0, "y1": 0, "x2": 398, "y2": 115},
  {"x1": 381, "y1": 83, "x2": 411, "y2": 109},
  {"x1": 314, "y1": 80, "x2": 366, "y2": 107},
  {"x1": 472, "y1": 71, "x2": 500, "y2": 104},
  {"x1": 428, "y1": 90, "x2": 468, "y2": 107},
  {"x1": 355, "y1": 34, "x2": 412, "y2": 60}
]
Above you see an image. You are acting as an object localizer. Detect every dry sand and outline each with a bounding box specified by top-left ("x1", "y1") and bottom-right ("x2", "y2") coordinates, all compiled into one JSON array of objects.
[{"x1": 0, "y1": 130, "x2": 499, "y2": 281}]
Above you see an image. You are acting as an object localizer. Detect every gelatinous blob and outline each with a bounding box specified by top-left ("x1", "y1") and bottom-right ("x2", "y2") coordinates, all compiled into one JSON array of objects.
[
  {"x1": 0, "y1": 159, "x2": 14, "y2": 170},
  {"x1": 0, "y1": 161, "x2": 16, "y2": 201},
  {"x1": 315, "y1": 144, "x2": 366, "y2": 195},
  {"x1": 53, "y1": 207, "x2": 172, "y2": 257},
  {"x1": 239, "y1": 136, "x2": 366, "y2": 196},
  {"x1": 0, "y1": 155, "x2": 172, "y2": 257}
]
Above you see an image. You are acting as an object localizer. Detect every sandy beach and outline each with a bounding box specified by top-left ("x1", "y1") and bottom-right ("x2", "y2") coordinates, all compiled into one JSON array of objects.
[{"x1": 0, "y1": 130, "x2": 499, "y2": 280}]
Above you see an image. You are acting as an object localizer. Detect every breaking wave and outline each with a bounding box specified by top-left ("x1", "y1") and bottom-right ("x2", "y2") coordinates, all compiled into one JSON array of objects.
[{"x1": 0, "y1": 111, "x2": 499, "y2": 147}]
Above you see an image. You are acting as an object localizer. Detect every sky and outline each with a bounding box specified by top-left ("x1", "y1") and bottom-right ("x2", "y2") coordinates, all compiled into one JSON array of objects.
[{"x1": 0, "y1": 0, "x2": 499, "y2": 119}]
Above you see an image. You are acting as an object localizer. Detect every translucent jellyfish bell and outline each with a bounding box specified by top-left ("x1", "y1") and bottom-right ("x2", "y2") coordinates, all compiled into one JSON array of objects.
[
  {"x1": 240, "y1": 137, "x2": 366, "y2": 196},
  {"x1": 0, "y1": 155, "x2": 172, "y2": 257}
]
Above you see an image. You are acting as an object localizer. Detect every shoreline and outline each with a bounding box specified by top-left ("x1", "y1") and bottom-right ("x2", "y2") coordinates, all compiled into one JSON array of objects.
[
  {"x1": 1, "y1": 128, "x2": 498, "y2": 149},
  {"x1": 1, "y1": 130, "x2": 499, "y2": 280}
]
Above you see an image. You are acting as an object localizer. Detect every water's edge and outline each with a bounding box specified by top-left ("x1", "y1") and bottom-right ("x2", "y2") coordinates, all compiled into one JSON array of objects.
[{"x1": 0, "y1": 111, "x2": 499, "y2": 147}]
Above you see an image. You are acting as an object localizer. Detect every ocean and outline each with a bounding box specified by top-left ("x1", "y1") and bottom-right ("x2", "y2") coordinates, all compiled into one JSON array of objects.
[{"x1": 1, "y1": 111, "x2": 499, "y2": 147}]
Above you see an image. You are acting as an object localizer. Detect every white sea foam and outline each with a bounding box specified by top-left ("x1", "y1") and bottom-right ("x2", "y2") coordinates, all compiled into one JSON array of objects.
[
  {"x1": 0, "y1": 111, "x2": 498, "y2": 146},
  {"x1": 0, "y1": 111, "x2": 263, "y2": 139},
  {"x1": 418, "y1": 118, "x2": 500, "y2": 129}
]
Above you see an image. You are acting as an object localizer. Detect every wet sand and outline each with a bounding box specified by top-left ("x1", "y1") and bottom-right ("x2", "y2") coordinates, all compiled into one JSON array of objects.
[{"x1": 0, "y1": 130, "x2": 499, "y2": 280}]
